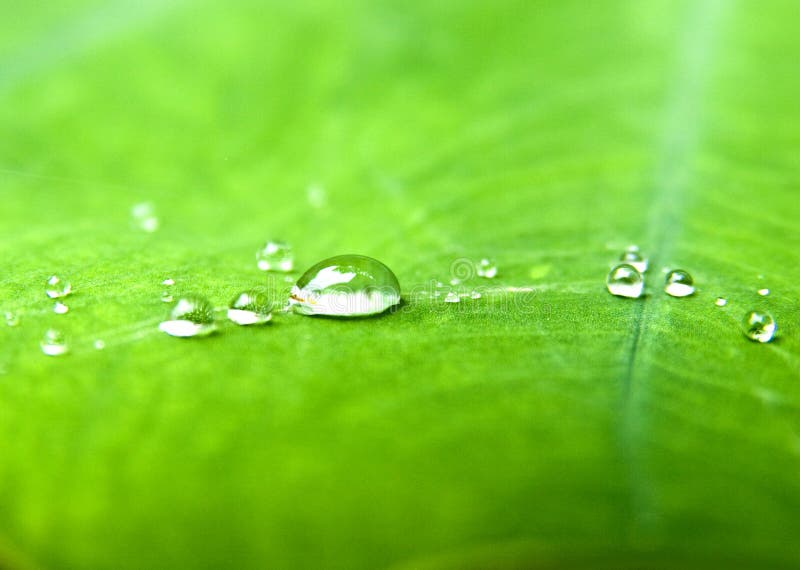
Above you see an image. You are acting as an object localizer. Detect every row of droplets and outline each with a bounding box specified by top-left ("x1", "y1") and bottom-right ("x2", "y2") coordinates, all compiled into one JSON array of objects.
[{"x1": 606, "y1": 246, "x2": 777, "y2": 343}]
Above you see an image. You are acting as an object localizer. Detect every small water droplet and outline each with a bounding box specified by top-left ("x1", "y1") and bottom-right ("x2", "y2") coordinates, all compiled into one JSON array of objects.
[
  {"x1": 450, "y1": 278, "x2": 461, "y2": 286},
  {"x1": 606, "y1": 264, "x2": 643, "y2": 299},
  {"x1": 757, "y1": 288, "x2": 770, "y2": 296},
  {"x1": 159, "y1": 295, "x2": 217, "y2": 337},
  {"x1": 664, "y1": 270, "x2": 695, "y2": 297},
  {"x1": 742, "y1": 311, "x2": 776, "y2": 343},
  {"x1": 5, "y1": 311, "x2": 19, "y2": 327},
  {"x1": 289, "y1": 255, "x2": 401, "y2": 317},
  {"x1": 46, "y1": 275, "x2": 71, "y2": 299},
  {"x1": 94, "y1": 340, "x2": 106, "y2": 350},
  {"x1": 131, "y1": 202, "x2": 159, "y2": 232},
  {"x1": 257, "y1": 240, "x2": 294, "y2": 272},
  {"x1": 161, "y1": 291, "x2": 174, "y2": 303},
  {"x1": 53, "y1": 301, "x2": 69, "y2": 314},
  {"x1": 476, "y1": 259, "x2": 498, "y2": 279},
  {"x1": 619, "y1": 250, "x2": 648, "y2": 273},
  {"x1": 162, "y1": 278, "x2": 175, "y2": 286},
  {"x1": 307, "y1": 183, "x2": 327, "y2": 209},
  {"x1": 715, "y1": 297, "x2": 727, "y2": 307},
  {"x1": 470, "y1": 290, "x2": 482, "y2": 300},
  {"x1": 40, "y1": 329, "x2": 68, "y2": 356},
  {"x1": 444, "y1": 291, "x2": 460, "y2": 303},
  {"x1": 227, "y1": 290, "x2": 273, "y2": 325}
]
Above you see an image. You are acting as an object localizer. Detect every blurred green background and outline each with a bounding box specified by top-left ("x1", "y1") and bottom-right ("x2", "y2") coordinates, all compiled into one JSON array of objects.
[{"x1": 1, "y1": 0, "x2": 799, "y2": 568}]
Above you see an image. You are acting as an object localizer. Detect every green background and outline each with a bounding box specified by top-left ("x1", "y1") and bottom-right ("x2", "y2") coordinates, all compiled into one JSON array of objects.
[{"x1": 1, "y1": 0, "x2": 799, "y2": 568}]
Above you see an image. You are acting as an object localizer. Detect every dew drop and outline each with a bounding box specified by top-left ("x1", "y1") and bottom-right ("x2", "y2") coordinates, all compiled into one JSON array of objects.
[
  {"x1": 444, "y1": 291, "x2": 460, "y2": 303},
  {"x1": 159, "y1": 295, "x2": 217, "y2": 337},
  {"x1": 94, "y1": 340, "x2": 106, "y2": 350},
  {"x1": 664, "y1": 270, "x2": 695, "y2": 297},
  {"x1": 161, "y1": 291, "x2": 174, "y2": 303},
  {"x1": 470, "y1": 290, "x2": 482, "y2": 300},
  {"x1": 257, "y1": 240, "x2": 294, "y2": 272},
  {"x1": 742, "y1": 311, "x2": 776, "y2": 343},
  {"x1": 606, "y1": 264, "x2": 643, "y2": 299},
  {"x1": 53, "y1": 302, "x2": 69, "y2": 315},
  {"x1": 131, "y1": 202, "x2": 159, "y2": 232},
  {"x1": 715, "y1": 297, "x2": 727, "y2": 307},
  {"x1": 476, "y1": 259, "x2": 498, "y2": 279},
  {"x1": 40, "y1": 329, "x2": 68, "y2": 356},
  {"x1": 162, "y1": 278, "x2": 175, "y2": 286},
  {"x1": 757, "y1": 288, "x2": 770, "y2": 296},
  {"x1": 46, "y1": 275, "x2": 71, "y2": 299},
  {"x1": 619, "y1": 250, "x2": 648, "y2": 273},
  {"x1": 289, "y1": 254, "x2": 401, "y2": 317},
  {"x1": 5, "y1": 311, "x2": 19, "y2": 327},
  {"x1": 227, "y1": 290, "x2": 273, "y2": 325}
]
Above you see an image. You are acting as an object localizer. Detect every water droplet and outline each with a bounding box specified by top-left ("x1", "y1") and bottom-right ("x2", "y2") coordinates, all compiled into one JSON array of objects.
[
  {"x1": 53, "y1": 301, "x2": 69, "y2": 314},
  {"x1": 715, "y1": 297, "x2": 727, "y2": 307},
  {"x1": 444, "y1": 291, "x2": 460, "y2": 303},
  {"x1": 227, "y1": 290, "x2": 273, "y2": 325},
  {"x1": 289, "y1": 255, "x2": 401, "y2": 317},
  {"x1": 5, "y1": 311, "x2": 19, "y2": 327},
  {"x1": 46, "y1": 275, "x2": 71, "y2": 299},
  {"x1": 161, "y1": 291, "x2": 174, "y2": 303},
  {"x1": 664, "y1": 270, "x2": 695, "y2": 297},
  {"x1": 619, "y1": 250, "x2": 648, "y2": 273},
  {"x1": 742, "y1": 311, "x2": 776, "y2": 343},
  {"x1": 94, "y1": 340, "x2": 106, "y2": 350},
  {"x1": 256, "y1": 240, "x2": 294, "y2": 272},
  {"x1": 131, "y1": 202, "x2": 159, "y2": 232},
  {"x1": 162, "y1": 278, "x2": 175, "y2": 286},
  {"x1": 758, "y1": 288, "x2": 770, "y2": 296},
  {"x1": 450, "y1": 278, "x2": 461, "y2": 286},
  {"x1": 40, "y1": 329, "x2": 68, "y2": 356},
  {"x1": 470, "y1": 290, "x2": 482, "y2": 300},
  {"x1": 476, "y1": 259, "x2": 498, "y2": 279},
  {"x1": 307, "y1": 183, "x2": 327, "y2": 209},
  {"x1": 159, "y1": 295, "x2": 217, "y2": 337},
  {"x1": 606, "y1": 264, "x2": 643, "y2": 299}
]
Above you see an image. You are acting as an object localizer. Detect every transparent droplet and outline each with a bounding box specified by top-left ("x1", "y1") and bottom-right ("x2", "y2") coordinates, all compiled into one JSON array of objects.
[
  {"x1": 5, "y1": 311, "x2": 19, "y2": 327},
  {"x1": 94, "y1": 339, "x2": 106, "y2": 350},
  {"x1": 40, "y1": 329, "x2": 68, "y2": 356},
  {"x1": 46, "y1": 275, "x2": 71, "y2": 299},
  {"x1": 161, "y1": 291, "x2": 174, "y2": 303},
  {"x1": 742, "y1": 311, "x2": 776, "y2": 343},
  {"x1": 131, "y1": 202, "x2": 159, "y2": 232},
  {"x1": 227, "y1": 290, "x2": 273, "y2": 325},
  {"x1": 444, "y1": 291, "x2": 460, "y2": 303},
  {"x1": 162, "y1": 278, "x2": 175, "y2": 286},
  {"x1": 664, "y1": 269, "x2": 695, "y2": 297},
  {"x1": 53, "y1": 301, "x2": 69, "y2": 314},
  {"x1": 256, "y1": 240, "x2": 294, "y2": 272},
  {"x1": 476, "y1": 259, "x2": 498, "y2": 279},
  {"x1": 606, "y1": 264, "x2": 643, "y2": 299},
  {"x1": 715, "y1": 297, "x2": 727, "y2": 307},
  {"x1": 450, "y1": 278, "x2": 461, "y2": 286},
  {"x1": 289, "y1": 254, "x2": 401, "y2": 317},
  {"x1": 620, "y1": 250, "x2": 648, "y2": 273},
  {"x1": 757, "y1": 288, "x2": 770, "y2": 296},
  {"x1": 159, "y1": 295, "x2": 217, "y2": 337},
  {"x1": 470, "y1": 290, "x2": 482, "y2": 300}
]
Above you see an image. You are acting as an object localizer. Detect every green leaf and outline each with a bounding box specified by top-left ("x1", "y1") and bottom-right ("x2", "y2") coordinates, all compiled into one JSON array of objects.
[{"x1": 1, "y1": 0, "x2": 799, "y2": 568}]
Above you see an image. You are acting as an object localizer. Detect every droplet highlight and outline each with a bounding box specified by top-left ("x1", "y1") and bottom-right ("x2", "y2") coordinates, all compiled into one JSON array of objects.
[
  {"x1": 444, "y1": 291, "x2": 460, "y2": 303},
  {"x1": 664, "y1": 270, "x2": 695, "y2": 297},
  {"x1": 227, "y1": 290, "x2": 273, "y2": 325},
  {"x1": 289, "y1": 254, "x2": 401, "y2": 317},
  {"x1": 159, "y1": 295, "x2": 217, "y2": 337},
  {"x1": 40, "y1": 329, "x2": 68, "y2": 356},
  {"x1": 606, "y1": 264, "x2": 643, "y2": 299},
  {"x1": 257, "y1": 240, "x2": 294, "y2": 272},
  {"x1": 46, "y1": 275, "x2": 71, "y2": 299},
  {"x1": 742, "y1": 311, "x2": 776, "y2": 343}
]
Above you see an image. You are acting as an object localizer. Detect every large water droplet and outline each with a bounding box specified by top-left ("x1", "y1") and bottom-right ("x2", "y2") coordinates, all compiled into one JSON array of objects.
[
  {"x1": 742, "y1": 311, "x2": 776, "y2": 343},
  {"x1": 46, "y1": 275, "x2": 71, "y2": 299},
  {"x1": 289, "y1": 254, "x2": 401, "y2": 317},
  {"x1": 40, "y1": 329, "x2": 68, "y2": 356},
  {"x1": 131, "y1": 202, "x2": 159, "y2": 232},
  {"x1": 257, "y1": 240, "x2": 294, "y2": 272},
  {"x1": 476, "y1": 258, "x2": 498, "y2": 279},
  {"x1": 227, "y1": 290, "x2": 273, "y2": 325},
  {"x1": 606, "y1": 264, "x2": 643, "y2": 298},
  {"x1": 664, "y1": 269, "x2": 695, "y2": 297},
  {"x1": 159, "y1": 295, "x2": 217, "y2": 337},
  {"x1": 619, "y1": 250, "x2": 648, "y2": 273}
]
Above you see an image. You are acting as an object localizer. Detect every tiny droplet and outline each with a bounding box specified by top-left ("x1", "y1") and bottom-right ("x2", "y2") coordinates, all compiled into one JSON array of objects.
[
  {"x1": 664, "y1": 270, "x2": 695, "y2": 297},
  {"x1": 40, "y1": 329, "x2": 68, "y2": 356},
  {"x1": 742, "y1": 311, "x2": 776, "y2": 343},
  {"x1": 53, "y1": 302, "x2": 69, "y2": 314},
  {"x1": 606, "y1": 264, "x2": 643, "y2": 299},
  {"x1": 715, "y1": 297, "x2": 727, "y2": 307},
  {"x1": 46, "y1": 275, "x2": 71, "y2": 299},
  {"x1": 620, "y1": 250, "x2": 648, "y2": 273},
  {"x1": 256, "y1": 240, "x2": 294, "y2": 272},
  {"x1": 476, "y1": 259, "x2": 498, "y2": 279}
]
